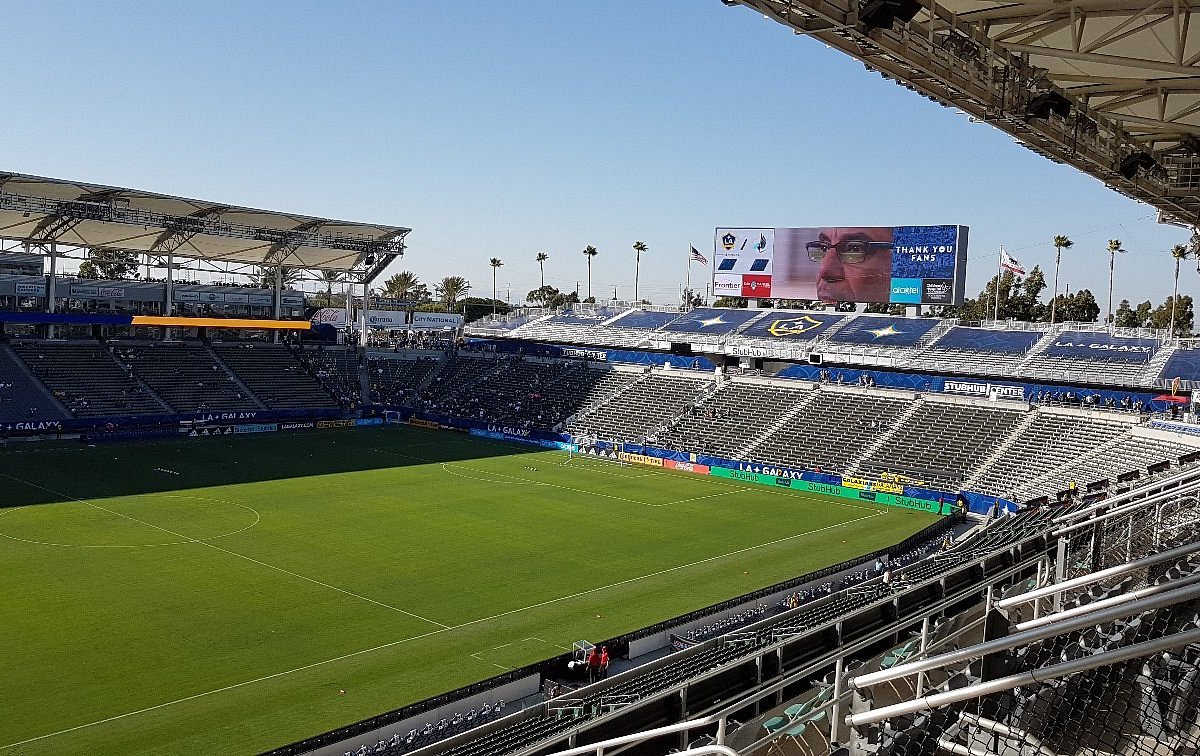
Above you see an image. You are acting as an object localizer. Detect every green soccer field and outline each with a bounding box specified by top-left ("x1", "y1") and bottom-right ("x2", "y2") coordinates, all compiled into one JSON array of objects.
[{"x1": 0, "y1": 426, "x2": 940, "y2": 755}]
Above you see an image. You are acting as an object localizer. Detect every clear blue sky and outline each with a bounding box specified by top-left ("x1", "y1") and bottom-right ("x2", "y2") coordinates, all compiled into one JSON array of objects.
[{"x1": 1, "y1": 0, "x2": 1193, "y2": 309}]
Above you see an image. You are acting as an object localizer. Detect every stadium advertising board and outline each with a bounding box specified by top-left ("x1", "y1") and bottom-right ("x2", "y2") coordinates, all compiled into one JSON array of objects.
[
  {"x1": 664, "y1": 459, "x2": 710, "y2": 474},
  {"x1": 316, "y1": 419, "x2": 355, "y2": 429},
  {"x1": 618, "y1": 451, "x2": 665, "y2": 467},
  {"x1": 561, "y1": 347, "x2": 608, "y2": 362},
  {"x1": 15, "y1": 282, "x2": 45, "y2": 295},
  {"x1": 234, "y1": 423, "x2": 278, "y2": 434},
  {"x1": 709, "y1": 467, "x2": 946, "y2": 512},
  {"x1": 0, "y1": 420, "x2": 62, "y2": 433},
  {"x1": 468, "y1": 427, "x2": 577, "y2": 451},
  {"x1": 410, "y1": 312, "x2": 464, "y2": 330},
  {"x1": 943, "y1": 380, "x2": 1024, "y2": 400},
  {"x1": 279, "y1": 421, "x2": 315, "y2": 430},
  {"x1": 409, "y1": 417, "x2": 441, "y2": 429},
  {"x1": 714, "y1": 225, "x2": 968, "y2": 305},
  {"x1": 363, "y1": 311, "x2": 408, "y2": 328},
  {"x1": 1043, "y1": 332, "x2": 1159, "y2": 362}
]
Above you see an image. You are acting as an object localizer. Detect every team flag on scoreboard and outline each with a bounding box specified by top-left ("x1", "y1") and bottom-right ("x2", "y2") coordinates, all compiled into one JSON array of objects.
[
  {"x1": 689, "y1": 246, "x2": 708, "y2": 265},
  {"x1": 1000, "y1": 247, "x2": 1027, "y2": 276}
]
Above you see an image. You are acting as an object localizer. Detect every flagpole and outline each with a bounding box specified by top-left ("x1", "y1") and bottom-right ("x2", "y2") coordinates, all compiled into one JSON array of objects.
[
  {"x1": 685, "y1": 247, "x2": 692, "y2": 310},
  {"x1": 993, "y1": 246, "x2": 1003, "y2": 323}
]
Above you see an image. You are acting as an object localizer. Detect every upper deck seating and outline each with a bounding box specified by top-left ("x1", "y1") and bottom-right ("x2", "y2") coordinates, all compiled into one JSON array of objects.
[
  {"x1": 826, "y1": 316, "x2": 941, "y2": 347},
  {"x1": 658, "y1": 308, "x2": 761, "y2": 336}
]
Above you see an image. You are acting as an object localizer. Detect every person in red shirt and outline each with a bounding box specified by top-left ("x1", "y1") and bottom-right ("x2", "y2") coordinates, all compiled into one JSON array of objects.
[
  {"x1": 599, "y1": 646, "x2": 610, "y2": 679},
  {"x1": 586, "y1": 648, "x2": 601, "y2": 683}
]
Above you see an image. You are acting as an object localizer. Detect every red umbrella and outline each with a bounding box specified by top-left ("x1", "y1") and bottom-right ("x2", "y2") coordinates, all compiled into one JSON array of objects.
[{"x1": 1153, "y1": 394, "x2": 1189, "y2": 403}]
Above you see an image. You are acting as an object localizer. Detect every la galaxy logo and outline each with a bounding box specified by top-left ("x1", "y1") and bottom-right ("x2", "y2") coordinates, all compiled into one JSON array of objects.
[
  {"x1": 721, "y1": 233, "x2": 736, "y2": 250},
  {"x1": 766, "y1": 315, "x2": 824, "y2": 337}
]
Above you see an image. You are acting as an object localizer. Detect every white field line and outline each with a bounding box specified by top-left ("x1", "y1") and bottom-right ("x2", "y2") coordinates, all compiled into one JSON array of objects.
[
  {"x1": 0, "y1": 473, "x2": 451, "y2": 630},
  {"x1": 0, "y1": 506, "x2": 882, "y2": 752},
  {"x1": 656, "y1": 490, "x2": 739, "y2": 507}
]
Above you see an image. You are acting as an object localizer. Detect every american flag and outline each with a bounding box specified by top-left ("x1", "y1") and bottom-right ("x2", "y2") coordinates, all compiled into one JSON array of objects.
[{"x1": 689, "y1": 246, "x2": 708, "y2": 265}]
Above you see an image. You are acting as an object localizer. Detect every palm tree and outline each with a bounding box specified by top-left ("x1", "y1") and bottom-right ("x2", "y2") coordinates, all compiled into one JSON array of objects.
[
  {"x1": 382, "y1": 270, "x2": 421, "y2": 301},
  {"x1": 255, "y1": 265, "x2": 302, "y2": 290},
  {"x1": 318, "y1": 269, "x2": 344, "y2": 307},
  {"x1": 1050, "y1": 235, "x2": 1073, "y2": 325},
  {"x1": 435, "y1": 276, "x2": 470, "y2": 310},
  {"x1": 489, "y1": 257, "x2": 504, "y2": 315},
  {"x1": 535, "y1": 251, "x2": 549, "y2": 289},
  {"x1": 632, "y1": 241, "x2": 648, "y2": 302},
  {"x1": 582, "y1": 245, "x2": 598, "y2": 300},
  {"x1": 1170, "y1": 243, "x2": 1191, "y2": 336},
  {"x1": 1105, "y1": 239, "x2": 1126, "y2": 324}
]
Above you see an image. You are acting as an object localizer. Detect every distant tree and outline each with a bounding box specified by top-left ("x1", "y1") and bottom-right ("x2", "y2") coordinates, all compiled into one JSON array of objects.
[
  {"x1": 460, "y1": 296, "x2": 510, "y2": 323},
  {"x1": 1169, "y1": 243, "x2": 1193, "y2": 336},
  {"x1": 632, "y1": 241, "x2": 648, "y2": 302},
  {"x1": 316, "y1": 269, "x2": 344, "y2": 308},
  {"x1": 1113, "y1": 299, "x2": 1138, "y2": 328},
  {"x1": 1050, "y1": 235, "x2": 1073, "y2": 324},
  {"x1": 77, "y1": 248, "x2": 141, "y2": 280},
  {"x1": 681, "y1": 288, "x2": 705, "y2": 308},
  {"x1": 582, "y1": 246, "x2": 598, "y2": 300},
  {"x1": 1104, "y1": 239, "x2": 1126, "y2": 323},
  {"x1": 435, "y1": 276, "x2": 470, "y2": 309},
  {"x1": 1150, "y1": 294, "x2": 1194, "y2": 336},
  {"x1": 489, "y1": 258, "x2": 503, "y2": 315},
  {"x1": 712, "y1": 296, "x2": 747, "y2": 308},
  {"x1": 1047, "y1": 288, "x2": 1100, "y2": 324},
  {"x1": 526, "y1": 285, "x2": 579, "y2": 309},
  {"x1": 254, "y1": 265, "x2": 302, "y2": 289},
  {"x1": 381, "y1": 270, "x2": 424, "y2": 302},
  {"x1": 535, "y1": 251, "x2": 549, "y2": 289}
]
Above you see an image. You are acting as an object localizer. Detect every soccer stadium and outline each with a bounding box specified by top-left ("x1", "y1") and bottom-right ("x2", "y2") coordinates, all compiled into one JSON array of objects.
[{"x1": 4, "y1": 3, "x2": 1200, "y2": 756}]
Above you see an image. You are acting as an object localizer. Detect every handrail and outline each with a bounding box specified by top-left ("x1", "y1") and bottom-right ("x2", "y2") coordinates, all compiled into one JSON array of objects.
[
  {"x1": 1015, "y1": 569, "x2": 1200, "y2": 631},
  {"x1": 1053, "y1": 480, "x2": 1200, "y2": 536},
  {"x1": 994, "y1": 540, "x2": 1200, "y2": 609},
  {"x1": 850, "y1": 581, "x2": 1200, "y2": 689},
  {"x1": 847, "y1": 627, "x2": 1200, "y2": 727}
]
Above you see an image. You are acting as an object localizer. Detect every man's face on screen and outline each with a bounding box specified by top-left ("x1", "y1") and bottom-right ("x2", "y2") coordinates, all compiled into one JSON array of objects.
[{"x1": 810, "y1": 228, "x2": 893, "y2": 304}]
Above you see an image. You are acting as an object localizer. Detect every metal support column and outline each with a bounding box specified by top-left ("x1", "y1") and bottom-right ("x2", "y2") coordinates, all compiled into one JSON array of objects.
[
  {"x1": 165, "y1": 251, "x2": 174, "y2": 316},
  {"x1": 360, "y1": 281, "x2": 368, "y2": 346},
  {"x1": 46, "y1": 243, "x2": 57, "y2": 339},
  {"x1": 831, "y1": 654, "x2": 847, "y2": 744},
  {"x1": 916, "y1": 616, "x2": 931, "y2": 694},
  {"x1": 273, "y1": 265, "x2": 282, "y2": 344}
]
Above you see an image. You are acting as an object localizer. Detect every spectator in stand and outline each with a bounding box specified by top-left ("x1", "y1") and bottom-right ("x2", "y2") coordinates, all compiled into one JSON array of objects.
[{"x1": 599, "y1": 646, "x2": 610, "y2": 679}]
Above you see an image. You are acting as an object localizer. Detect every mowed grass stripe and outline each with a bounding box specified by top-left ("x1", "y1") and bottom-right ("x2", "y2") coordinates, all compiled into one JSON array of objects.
[{"x1": 0, "y1": 427, "x2": 938, "y2": 755}]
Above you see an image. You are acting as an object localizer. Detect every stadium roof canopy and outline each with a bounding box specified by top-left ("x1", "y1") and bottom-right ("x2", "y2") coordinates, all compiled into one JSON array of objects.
[
  {"x1": 0, "y1": 172, "x2": 410, "y2": 281},
  {"x1": 726, "y1": 0, "x2": 1200, "y2": 226}
]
